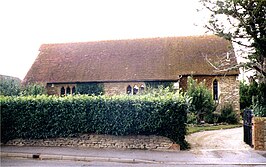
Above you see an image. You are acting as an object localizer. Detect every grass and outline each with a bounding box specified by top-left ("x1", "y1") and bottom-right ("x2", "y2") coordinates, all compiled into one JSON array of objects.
[{"x1": 187, "y1": 124, "x2": 242, "y2": 134}]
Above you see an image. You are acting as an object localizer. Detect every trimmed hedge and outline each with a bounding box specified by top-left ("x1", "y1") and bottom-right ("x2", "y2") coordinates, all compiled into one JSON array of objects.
[{"x1": 1, "y1": 94, "x2": 189, "y2": 149}]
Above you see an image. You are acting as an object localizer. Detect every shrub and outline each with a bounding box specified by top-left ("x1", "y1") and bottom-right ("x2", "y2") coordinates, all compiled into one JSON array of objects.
[
  {"x1": 20, "y1": 83, "x2": 46, "y2": 96},
  {"x1": 240, "y1": 81, "x2": 258, "y2": 110},
  {"x1": 252, "y1": 82, "x2": 266, "y2": 117},
  {"x1": 145, "y1": 81, "x2": 174, "y2": 91},
  {"x1": 0, "y1": 75, "x2": 21, "y2": 96},
  {"x1": 219, "y1": 105, "x2": 239, "y2": 124},
  {"x1": 0, "y1": 94, "x2": 189, "y2": 149},
  {"x1": 204, "y1": 112, "x2": 220, "y2": 124},
  {"x1": 76, "y1": 83, "x2": 104, "y2": 95},
  {"x1": 186, "y1": 77, "x2": 216, "y2": 124},
  {"x1": 240, "y1": 81, "x2": 266, "y2": 117},
  {"x1": 187, "y1": 112, "x2": 197, "y2": 124}
]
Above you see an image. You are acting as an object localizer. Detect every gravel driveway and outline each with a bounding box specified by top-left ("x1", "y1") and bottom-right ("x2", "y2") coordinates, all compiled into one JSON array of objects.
[{"x1": 186, "y1": 127, "x2": 251, "y2": 150}]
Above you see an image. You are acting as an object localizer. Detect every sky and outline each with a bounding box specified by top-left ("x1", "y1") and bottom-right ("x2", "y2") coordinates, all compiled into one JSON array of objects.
[{"x1": 0, "y1": 0, "x2": 210, "y2": 80}]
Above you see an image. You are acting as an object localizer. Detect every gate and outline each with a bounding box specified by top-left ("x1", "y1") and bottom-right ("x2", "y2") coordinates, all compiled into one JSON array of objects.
[{"x1": 243, "y1": 109, "x2": 253, "y2": 147}]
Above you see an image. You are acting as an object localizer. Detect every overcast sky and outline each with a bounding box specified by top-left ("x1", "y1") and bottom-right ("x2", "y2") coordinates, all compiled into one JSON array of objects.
[{"x1": 0, "y1": 0, "x2": 210, "y2": 80}]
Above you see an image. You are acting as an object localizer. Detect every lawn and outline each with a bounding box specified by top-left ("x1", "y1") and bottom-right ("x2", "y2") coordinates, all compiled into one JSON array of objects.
[{"x1": 187, "y1": 124, "x2": 242, "y2": 134}]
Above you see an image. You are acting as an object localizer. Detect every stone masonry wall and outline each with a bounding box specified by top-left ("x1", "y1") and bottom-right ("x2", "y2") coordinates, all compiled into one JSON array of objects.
[
  {"x1": 46, "y1": 83, "x2": 76, "y2": 95},
  {"x1": 180, "y1": 75, "x2": 240, "y2": 112},
  {"x1": 217, "y1": 75, "x2": 240, "y2": 112},
  {"x1": 104, "y1": 82, "x2": 145, "y2": 95},
  {"x1": 5, "y1": 134, "x2": 178, "y2": 151},
  {"x1": 252, "y1": 117, "x2": 266, "y2": 150}
]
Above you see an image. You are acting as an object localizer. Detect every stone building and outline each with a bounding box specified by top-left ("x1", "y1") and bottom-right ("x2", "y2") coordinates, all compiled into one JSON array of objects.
[{"x1": 23, "y1": 35, "x2": 240, "y2": 112}]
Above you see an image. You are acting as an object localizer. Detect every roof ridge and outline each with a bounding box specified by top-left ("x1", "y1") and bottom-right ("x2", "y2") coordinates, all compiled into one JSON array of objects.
[{"x1": 40, "y1": 35, "x2": 219, "y2": 47}]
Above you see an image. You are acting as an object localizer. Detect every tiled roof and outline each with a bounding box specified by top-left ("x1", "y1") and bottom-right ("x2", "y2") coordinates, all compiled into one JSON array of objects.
[{"x1": 23, "y1": 35, "x2": 239, "y2": 84}]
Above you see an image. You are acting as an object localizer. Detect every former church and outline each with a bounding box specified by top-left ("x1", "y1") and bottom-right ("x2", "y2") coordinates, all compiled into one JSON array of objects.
[{"x1": 23, "y1": 35, "x2": 240, "y2": 112}]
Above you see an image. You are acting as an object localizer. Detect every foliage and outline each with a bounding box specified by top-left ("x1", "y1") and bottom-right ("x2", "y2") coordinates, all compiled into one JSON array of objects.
[
  {"x1": 186, "y1": 77, "x2": 216, "y2": 124},
  {"x1": 20, "y1": 83, "x2": 46, "y2": 96},
  {"x1": 145, "y1": 81, "x2": 175, "y2": 92},
  {"x1": 219, "y1": 105, "x2": 239, "y2": 124},
  {"x1": 142, "y1": 85, "x2": 177, "y2": 97},
  {"x1": 187, "y1": 112, "x2": 197, "y2": 124},
  {"x1": 240, "y1": 81, "x2": 266, "y2": 117},
  {"x1": 253, "y1": 105, "x2": 266, "y2": 117},
  {"x1": 252, "y1": 82, "x2": 266, "y2": 117},
  {"x1": 0, "y1": 94, "x2": 189, "y2": 149},
  {"x1": 199, "y1": 0, "x2": 266, "y2": 79},
  {"x1": 0, "y1": 75, "x2": 21, "y2": 96},
  {"x1": 204, "y1": 112, "x2": 221, "y2": 124},
  {"x1": 76, "y1": 83, "x2": 104, "y2": 95},
  {"x1": 240, "y1": 81, "x2": 258, "y2": 109}
]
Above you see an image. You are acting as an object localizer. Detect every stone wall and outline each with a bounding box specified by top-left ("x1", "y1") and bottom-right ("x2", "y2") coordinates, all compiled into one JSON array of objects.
[
  {"x1": 45, "y1": 75, "x2": 240, "y2": 113},
  {"x1": 217, "y1": 75, "x2": 240, "y2": 112},
  {"x1": 46, "y1": 83, "x2": 76, "y2": 95},
  {"x1": 46, "y1": 82, "x2": 146, "y2": 96},
  {"x1": 252, "y1": 117, "x2": 266, "y2": 150},
  {"x1": 180, "y1": 75, "x2": 239, "y2": 112},
  {"x1": 104, "y1": 82, "x2": 145, "y2": 95},
  {"x1": 5, "y1": 134, "x2": 178, "y2": 151}
]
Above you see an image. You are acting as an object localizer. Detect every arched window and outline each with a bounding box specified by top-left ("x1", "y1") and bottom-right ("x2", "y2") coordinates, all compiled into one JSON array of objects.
[
  {"x1": 60, "y1": 87, "x2": 65, "y2": 96},
  {"x1": 66, "y1": 87, "x2": 71, "y2": 95},
  {"x1": 140, "y1": 84, "x2": 145, "y2": 93},
  {"x1": 133, "y1": 85, "x2": 139, "y2": 95},
  {"x1": 72, "y1": 86, "x2": 76, "y2": 95},
  {"x1": 126, "y1": 85, "x2": 132, "y2": 95},
  {"x1": 213, "y1": 79, "x2": 218, "y2": 101}
]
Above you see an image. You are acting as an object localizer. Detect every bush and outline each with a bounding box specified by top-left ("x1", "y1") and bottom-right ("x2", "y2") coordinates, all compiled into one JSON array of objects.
[
  {"x1": 186, "y1": 77, "x2": 216, "y2": 124},
  {"x1": 0, "y1": 75, "x2": 21, "y2": 96},
  {"x1": 0, "y1": 94, "x2": 189, "y2": 149},
  {"x1": 76, "y1": 83, "x2": 104, "y2": 95},
  {"x1": 240, "y1": 81, "x2": 258, "y2": 110},
  {"x1": 253, "y1": 105, "x2": 266, "y2": 117},
  {"x1": 204, "y1": 112, "x2": 220, "y2": 124},
  {"x1": 187, "y1": 112, "x2": 197, "y2": 124},
  {"x1": 219, "y1": 105, "x2": 239, "y2": 124},
  {"x1": 252, "y1": 82, "x2": 266, "y2": 117},
  {"x1": 145, "y1": 81, "x2": 175, "y2": 92},
  {"x1": 240, "y1": 81, "x2": 266, "y2": 117},
  {"x1": 20, "y1": 83, "x2": 46, "y2": 96}
]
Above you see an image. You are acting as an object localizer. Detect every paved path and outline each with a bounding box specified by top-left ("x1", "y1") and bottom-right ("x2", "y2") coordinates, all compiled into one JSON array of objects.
[{"x1": 186, "y1": 127, "x2": 251, "y2": 151}]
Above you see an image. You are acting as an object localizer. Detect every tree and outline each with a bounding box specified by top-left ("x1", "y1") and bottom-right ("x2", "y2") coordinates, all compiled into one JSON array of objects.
[
  {"x1": 199, "y1": 0, "x2": 266, "y2": 82},
  {"x1": 0, "y1": 75, "x2": 21, "y2": 96},
  {"x1": 239, "y1": 80, "x2": 258, "y2": 109},
  {"x1": 21, "y1": 83, "x2": 46, "y2": 96}
]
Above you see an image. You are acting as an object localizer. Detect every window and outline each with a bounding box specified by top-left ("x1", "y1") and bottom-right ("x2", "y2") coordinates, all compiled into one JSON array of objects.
[
  {"x1": 213, "y1": 79, "x2": 218, "y2": 101},
  {"x1": 133, "y1": 85, "x2": 139, "y2": 95},
  {"x1": 72, "y1": 86, "x2": 76, "y2": 95},
  {"x1": 126, "y1": 85, "x2": 132, "y2": 95},
  {"x1": 60, "y1": 87, "x2": 65, "y2": 96},
  {"x1": 140, "y1": 84, "x2": 145, "y2": 93},
  {"x1": 66, "y1": 87, "x2": 71, "y2": 95}
]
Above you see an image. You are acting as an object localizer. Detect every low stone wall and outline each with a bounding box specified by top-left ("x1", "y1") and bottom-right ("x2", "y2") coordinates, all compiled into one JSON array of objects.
[
  {"x1": 5, "y1": 134, "x2": 178, "y2": 151},
  {"x1": 252, "y1": 117, "x2": 266, "y2": 150}
]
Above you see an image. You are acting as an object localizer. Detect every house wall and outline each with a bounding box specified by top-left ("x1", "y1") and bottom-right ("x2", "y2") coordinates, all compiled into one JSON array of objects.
[
  {"x1": 46, "y1": 82, "x2": 145, "y2": 96},
  {"x1": 103, "y1": 82, "x2": 145, "y2": 95},
  {"x1": 180, "y1": 75, "x2": 240, "y2": 112},
  {"x1": 45, "y1": 76, "x2": 239, "y2": 113},
  {"x1": 46, "y1": 83, "x2": 76, "y2": 95}
]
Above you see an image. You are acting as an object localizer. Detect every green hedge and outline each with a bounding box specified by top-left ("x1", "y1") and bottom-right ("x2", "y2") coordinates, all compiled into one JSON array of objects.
[{"x1": 1, "y1": 95, "x2": 189, "y2": 149}]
